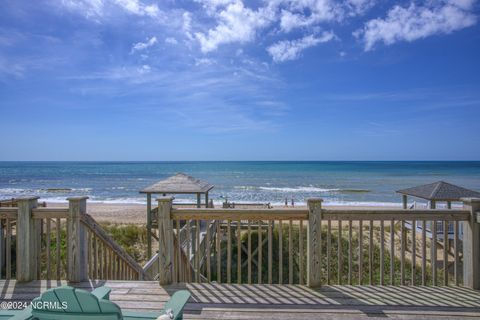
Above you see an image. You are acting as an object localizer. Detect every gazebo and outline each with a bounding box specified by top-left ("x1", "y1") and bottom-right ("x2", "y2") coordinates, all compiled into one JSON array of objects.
[
  {"x1": 397, "y1": 180, "x2": 480, "y2": 209},
  {"x1": 140, "y1": 173, "x2": 214, "y2": 258}
]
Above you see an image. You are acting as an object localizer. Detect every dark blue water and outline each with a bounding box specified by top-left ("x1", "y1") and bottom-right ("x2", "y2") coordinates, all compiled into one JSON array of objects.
[{"x1": 0, "y1": 161, "x2": 479, "y2": 206}]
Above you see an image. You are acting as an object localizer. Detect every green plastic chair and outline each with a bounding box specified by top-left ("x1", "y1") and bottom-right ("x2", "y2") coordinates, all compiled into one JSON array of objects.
[{"x1": 0, "y1": 286, "x2": 190, "y2": 320}]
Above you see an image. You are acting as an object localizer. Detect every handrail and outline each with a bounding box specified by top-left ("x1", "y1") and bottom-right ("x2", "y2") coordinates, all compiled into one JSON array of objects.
[
  {"x1": 81, "y1": 213, "x2": 145, "y2": 279},
  {"x1": 322, "y1": 209, "x2": 469, "y2": 221},
  {"x1": 171, "y1": 208, "x2": 308, "y2": 220},
  {"x1": 32, "y1": 207, "x2": 69, "y2": 219},
  {"x1": 0, "y1": 207, "x2": 17, "y2": 219}
]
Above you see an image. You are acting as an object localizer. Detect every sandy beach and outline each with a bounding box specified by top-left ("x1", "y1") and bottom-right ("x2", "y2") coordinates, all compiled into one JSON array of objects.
[{"x1": 47, "y1": 202, "x2": 402, "y2": 224}]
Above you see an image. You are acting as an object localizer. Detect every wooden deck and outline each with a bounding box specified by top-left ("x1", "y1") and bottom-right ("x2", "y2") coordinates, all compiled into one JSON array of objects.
[{"x1": 1, "y1": 280, "x2": 480, "y2": 319}]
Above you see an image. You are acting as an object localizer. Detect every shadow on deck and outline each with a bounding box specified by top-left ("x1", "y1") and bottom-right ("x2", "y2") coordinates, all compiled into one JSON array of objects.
[{"x1": 1, "y1": 280, "x2": 480, "y2": 319}]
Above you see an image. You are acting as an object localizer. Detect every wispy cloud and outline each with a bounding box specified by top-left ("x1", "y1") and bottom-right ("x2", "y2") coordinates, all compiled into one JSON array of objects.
[
  {"x1": 267, "y1": 32, "x2": 335, "y2": 62},
  {"x1": 131, "y1": 36, "x2": 157, "y2": 53},
  {"x1": 355, "y1": 0, "x2": 477, "y2": 51}
]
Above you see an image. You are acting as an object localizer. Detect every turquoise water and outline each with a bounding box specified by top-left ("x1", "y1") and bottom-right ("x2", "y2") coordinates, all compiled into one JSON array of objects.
[{"x1": 0, "y1": 161, "x2": 479, "y2": 206}]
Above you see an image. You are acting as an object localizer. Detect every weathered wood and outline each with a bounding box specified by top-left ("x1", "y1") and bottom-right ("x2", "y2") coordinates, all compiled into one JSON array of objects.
[
  {"x1": 56, "y1": 218, "x2": 61, "y2": 280},
  {"x1": 46, "y1": 218, "x2": 51, "y2": 280},
  {"x1": 454, "y1": 220, "x2": 459, "y2": 286},
  {"x1": 411, "y1": 220, "x2": 416, "y2": 286},
  {"x1": 206, "y1": 219, "x2": 211, "y2": 282},
  {"x1": 298, "y1": 220, "x2": 303, "y2": 285},
  {"x1": 247, "y1": 220, "x2": 252, "y2": 284},
  {"x1": 358, "y1": 220, "x2": 363, "y2": 285},
  {"x1": 147, "y1": 193, "x2": 152, "y2": 259},
  {"x1": 16, "y1": 197, "x2": 39, "y2": 282},
  {"x1": 268, "y1": 220, "x2": 272, "y2": 284},
  {"x1": 227, "y1": 220, "x2": 231, "y2": 284},
  {"x1": 348, "y1": 220, "x2": 352, "y2": 285},
  {"x1": 432, "y1": 220, "x2": 437, "y2": 286},
  {"x1": 32, "y1": 208, "x2": 69, "y2": 219},
  {"x1": 288, "y1": 220, "x2": 293, "y2": 285},
  {"x1": 6, "y1": 218, "x2": 11, "y2": 280},
  {"x1": 422, "y1": 220, "x2": 426, "y2": 286},
  {"x1": 258, "y1": 220, "x2": 262, "y2": 284},
  {"x1": 172, "y1": 208, "x2": 308, "y2": 221},
  {"x1": 0, "y1": 208, "x2": 18, "y2": 219},
  {"x1": 400, "y1": 220, "x2": 405, "y2": 285},
  {"x1": 307, "y1": 199, "x2": 322, "y2": 288},
  {"x1": 380, "y1": 220, "x2": 384, "y2": 285},
  {"x1": 67, "y1": 196, "x2": 88, "y2": 282},
  {"x1": 462, "y1": 198, "x2": 480, "y2": 289},
  {"x1": 237, "y1": 219, "x2": 241, "y2": 284},
  {"x1": 322, "y1": 209, "x2": 468, "y2": 221},
  {"x1": 390, "y1": 219, "x2": 394, "y2": 286},
  {"x1": 156, "y1": 197, "x2": 174, "y2": 285},
  {"x1": 278, "y1": 220, "x2": 283, "y2": 284},
  {"x1": 195, "y1": 219, "x2": 200, "y2": 283},
  {"x1": 443, "y1": 220, "x2": 448, "y2": 286},
  {"x1": 216, "y1": 220, "x2": 221, "y2": 283},
  {"x1": 338, "y1": 220, "x2": 343, "y2": 285},
  {"x1": 326, "y1": 219, "x2": 331, "y2": 285}
]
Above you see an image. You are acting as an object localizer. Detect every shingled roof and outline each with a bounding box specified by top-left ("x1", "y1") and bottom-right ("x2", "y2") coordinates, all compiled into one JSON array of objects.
[
  {"x1": 140, "y1": 173, "x2": 214, "y2": 194},
  {"x1": 396, "y1": 181, "x2": 480, "y2": 201}
]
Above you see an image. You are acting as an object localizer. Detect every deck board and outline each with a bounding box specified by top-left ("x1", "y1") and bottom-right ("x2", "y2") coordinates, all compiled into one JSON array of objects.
[{"x1": 1, "y1": 280, "x2": 479, "y2": 319}]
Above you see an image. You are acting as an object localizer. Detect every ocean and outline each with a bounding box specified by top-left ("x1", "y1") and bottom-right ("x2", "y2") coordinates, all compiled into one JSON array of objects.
[{"x1": 0, "y1": 161, "x2": 479, "y2": 206}]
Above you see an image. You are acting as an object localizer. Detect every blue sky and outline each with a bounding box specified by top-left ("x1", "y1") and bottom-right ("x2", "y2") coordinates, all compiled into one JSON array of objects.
[{"x1": 0, "y1": 0, "x2": 479, "y2": 161}]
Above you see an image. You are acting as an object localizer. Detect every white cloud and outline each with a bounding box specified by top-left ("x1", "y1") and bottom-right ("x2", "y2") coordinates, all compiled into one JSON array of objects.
[
  {"x1": 165, "y1": 37, "x2": 178, "y2": 45},
  {"x1": 131, "y1": 36, "x2": 157, "y2": 53},
  {"x1": 267, "y1": 32, "x2": 335, "y2": 62},
  {"x1": 114, "y1": 0, "x2": 159, "y2": 17},
  {"x1": 356, "y1": 0, "x2": 477, "y2": 51},
  {"x1": 195, "y1": 2, "x2": 275, "y2": 53},
  {"x1": 60, "y1": 0, "x2": 160, "y2": 19}
]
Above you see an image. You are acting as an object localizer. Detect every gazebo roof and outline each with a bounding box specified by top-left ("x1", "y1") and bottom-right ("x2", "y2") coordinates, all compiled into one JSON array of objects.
[
  {"x1": 140, "y1": 173, "x2": 214, "y2": 194},
  {"x1": 396, "y1": 181, "x2": 480, "y2": 201}
]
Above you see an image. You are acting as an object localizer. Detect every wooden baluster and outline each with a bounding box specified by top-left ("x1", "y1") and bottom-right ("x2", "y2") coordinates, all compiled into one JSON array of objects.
[
  {"x1": 390, "y1": 219, "x2": 395, "y2": 285},
  {"x1": 422, "y1": 220, "x2": 426, "y2": 286},
  {"x1": 227, "y1": 220, "x2": 231, "y2": 284},
  {"x1": 94, "y1": 236, "x2": 98, "y2": 280},
  {"x1": 348, "y1": 220, "x2": 352, "y2": 285},
  {"x1": 432, "y1": 220, "x2": 437, "y2": 286},
  {"x1": 443, "y1": 221, "x2": 448, "y2": 286},
  {"x1": 278, "y1": 220, "x2": 283, "y2": 284},
  {"x1": 248, "y1": 220, "x2": 252, "y2": 284},
  {"x1": 176, "y1": 219, "x2": 181, "y2": 282},
  {"x1": 6, "y1": 219, "x2": 11, "y2": 280},
  {"x1": 412, "y1": 220, "x2": 416, "y2": 286},
  {"x1": 195, "y1": 219, "x2": 200, "y2": 283},
  {"x1": 187, "y1": 220, "x2": 191, "y2": 270},
  {"x1": 380, "y1": 220, "x2": 384, "y2": 285},
  {"x1": 338, "y1": 220, "x2": 343, "y2": 285},
  {"x1": 289, "y1": 220, "x2": 293, "y2": 285},
  {"x1": 56, "y1": 218, "x2": 61, "y2": 280},
  {"x1": 454, "y1": 220, "x2": 459, "y2": 286},
  {"x1": 88, "y1": 230, "x2": 92, "y2": 279},
  {"x1": 299, "y1": 220, "x2": 304, "y2": 285},
  {"x1": 358, "y1": 220, "x2": 363, "y2": 285},
  {"x1": 401, "y1": 220, "x2": 405, "y2": 285},
  {"x1": 326, "y1": 219, "x2": 331, "y2": 285},
  {"x1": 216, "y1": 220, "x2": 221, "y2": 283},
  {"x1": 268, "y1": 220, "x2": 272, "y2": 284},
  {"x1": 207, "y1": 219, "x2": 211, "y2": 282},
  {"x1": 369, "y1": 220, "x2": 373, "y2": 285},
  {"x1": 258, "y1": 220, "x2": 263, "y2": 284},
  {"x1": 46, "y1": 218, "x2": 51, "y2": 280},
  {"x1": 237, "y1": 219, "x2": 241, "y2": 284}
]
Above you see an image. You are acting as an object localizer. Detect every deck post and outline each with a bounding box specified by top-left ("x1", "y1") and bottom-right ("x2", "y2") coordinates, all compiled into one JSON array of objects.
[
  {"x1": 402, "y1": 195, "x2": 408, "y2": 209},
  {"x1": 147, "y1": 193, "x2": 152, "y2": 259},
  {"x1": 307, "y1": 198, "x2": 323, "y2": 288},
  {"x1": 157, "y1": 196, "x2": 174, "y2": 285},
  {"x1": 462, "y1": 198, "x2": 480, "y2": 289},
  {"x1": 16, "y1": 196, "x2": 39, "y2": 282},
  {"x1": 67, "y1": 196, "x2": 88, "y2": 282}
]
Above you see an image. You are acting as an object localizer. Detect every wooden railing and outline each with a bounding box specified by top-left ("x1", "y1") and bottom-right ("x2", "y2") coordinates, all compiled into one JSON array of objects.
[
  {"x1": 0, "y1": 196, "x2": 144, "y2": 282},
  {"x1": 155, "y1": 197, "x2": 480, "y2": 289}
]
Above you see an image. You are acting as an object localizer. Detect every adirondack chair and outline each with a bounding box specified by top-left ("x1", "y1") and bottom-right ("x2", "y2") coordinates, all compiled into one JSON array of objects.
[{"x1": 0, "y1": 286, "x2": 190, "y2": 320}]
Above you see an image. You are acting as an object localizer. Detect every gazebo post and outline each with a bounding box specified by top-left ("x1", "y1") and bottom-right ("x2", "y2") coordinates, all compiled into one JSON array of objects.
[
  {"x1": 147, "y1": 193, "x2": 152, "y2": 259},
  {"x1": 205, "y1": 191, "x2": 209, "y2": 208},
  {"x1": 402, "y1": 195, "x2": 408, "y2": 209},
  {"x1": 196, "y1": 193, "x2": 201, "y2": 208},
  {"x1": 430, "y1": 201, "x2": 436, "y2": 209},
  {"x1": 447, "y1": 201, "x2": 452, "y2": 209}
]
